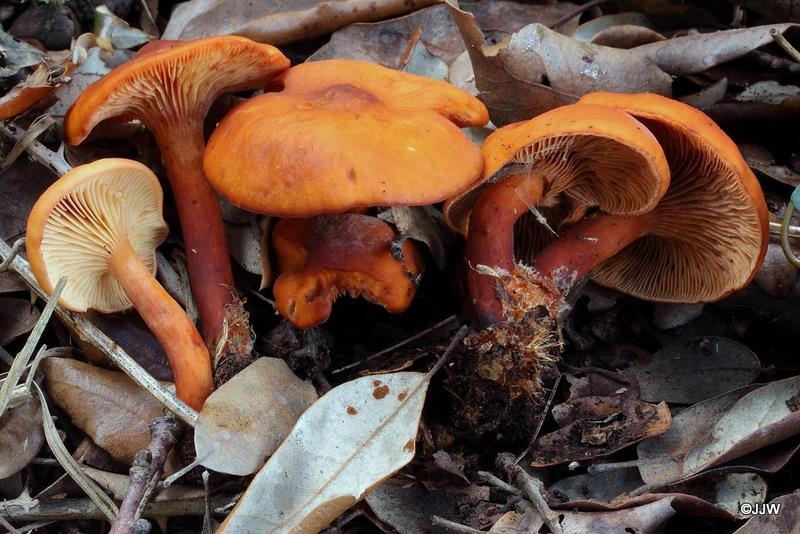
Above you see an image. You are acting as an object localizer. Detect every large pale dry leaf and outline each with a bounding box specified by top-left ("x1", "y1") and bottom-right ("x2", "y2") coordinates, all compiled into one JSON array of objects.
[
  {"x1": 531, "y1": 396, "x2": 671, "y2": 466},
  {"x1": 0, "y1": 298, "x2": 40, "y2": 346},
  {"x1": 43, "y1": 357, "x2": 170, "y2": 465},
  {"x1": 549, "y1": 468, "x2": 644, "y2": 504},
  {"x1": 684, "y1": 376, "x2": 800, "y2": 474},
  {"x1": 502, "y1": 24, "x2": 673, "y2": 96},
  {"x1": 624, "y1": 337, "x2": 761, "y2": 404},
  {"x1": 0, "y1": 397, "x2": 43, "y2": 478},
  {"x1": 218, "y1": 371, "x2": 430, "y2": 533},
  {"x1": 310, "y1": 5, "x2": 464, "y2": 66},
  {"x1": 448, "y1": 4, "x2": 577, "y2": 126},
  {"x1": 637, "y1": 385, "x2": 758, "y2": 485},
  {"x1": 225, "y1": 220, "x2": 267, "y2": 278},
  {"x1": 195, "y1": 358, "x2": 317, "y2": 476},
  {"x1": 164, "y1": 0, "x2": 438, "y2": 44}
]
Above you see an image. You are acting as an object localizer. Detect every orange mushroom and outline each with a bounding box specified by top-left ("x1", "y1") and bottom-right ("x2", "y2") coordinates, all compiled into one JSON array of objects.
[
  {"x1": 63, "y1": 36, "x2": 290, "y2": 346},
  {"x1": 273, "y1": 59, "x2": 489, "y2": 127},
  {"x1": 272, "y1": 214, "x2": 423, "y2": 329},
  {"x1": 528, "y1": 92, "x2": 769, "y2": 304},
  {"x1": 26, "y1": 159, "x2": 212, "y2": 409},
  {"x1": 446, "y1": 103, "x2": 670, "y2": 326},
  {"x1": 204, "y1": 76, "x2": 487, "y2": 216}
]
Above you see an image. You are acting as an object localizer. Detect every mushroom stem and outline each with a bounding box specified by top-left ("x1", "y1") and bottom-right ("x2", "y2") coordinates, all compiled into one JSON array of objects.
[
  {"x1": 109, "y1": 238, "x2": 213, "y2": 410},
  {"x1": 533, "y1": 211, "x2": 650, "y2": 296},
  {"x1": 465, "y1": 171, "x2": 546, "y2": 327},
  {"x1": 153, "y1": 120, "x2": 233, "y2": 347}
]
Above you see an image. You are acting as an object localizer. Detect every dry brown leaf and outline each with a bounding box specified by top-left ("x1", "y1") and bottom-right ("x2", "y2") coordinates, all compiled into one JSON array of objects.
[
  {"x1": 490, "y1": 498, "x2": 677, "y2": 534},
  {"x1": 466, "y1": 1, "x2": 581, "y2": 44},
  {"x1": 43, "y1": 357, "x2": 170, "y2": 465},
  {"x1": 0, "y1": 271, "x2": 26, "y2": 295},
  {"x1": 0, "y1": 159, "x2": 56, "y2": 242},
  {"x1": 367, "y1": 483, "x2": 493, "y2": 533},
  {"x1": 310, "y1": 5, "x2": 464, "y2": 66},
  {"x1": 378, "y1": 206, "x2": 455, "y2": 271},
  {"x1": 163, "y1": 0, "x2": 439, "y2": 44},
  {"x1": 0, "y1": 397, "x2": 44, "y2": 478},
  {"x1": 218, "y1": 371, "x2": 431, "y2": 532},
  {"x1": 624, "y1": 336, "x2": 761, "y2": 404},
  {"x1": 195, "y1": 358, "x2": 317, "y2": 476},
  {"x1": 0, "y1": 297, "x2": 40, "y2": 346},
  {"x1": 531, "y1": 396, "x2": 671, "y2": 467}
]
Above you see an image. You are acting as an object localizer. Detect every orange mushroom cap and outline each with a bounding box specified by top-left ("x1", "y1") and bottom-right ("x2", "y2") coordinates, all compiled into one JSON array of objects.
[
  {"x1": 274, "y1": 59, "x2": 489, "y2": 128},
  {"x1": 64, "y1": 36, "x2": 289, "y2": 144},
  {"x1": 272, "y1": 214, "x2": 424, "y2": 329},
  {"x1": 576, "y1": 92, "x2": 769, "y2": 302},
  {"x1": 204, "y1": 83, "x2": 484, "y2": 217}
]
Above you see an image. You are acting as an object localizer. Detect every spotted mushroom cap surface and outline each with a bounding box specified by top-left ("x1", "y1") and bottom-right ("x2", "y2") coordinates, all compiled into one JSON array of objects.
[
  {"x1": 577, "y1": 92, "x2": 769, "y2": 302},
  {"x1": 64, "y1": 36, "x2": 290, "y2": 144},
  {"x1": 204, "y1": 83, "x2": 484, "y2": 216},
  {"x1": 26, "y1": 158, "x2": 168, "y2": 313},
  {"x1": 444, "y1": 103, "x2": 671, "y2": 237},
  {"x1": 274, "y1": 59, "x2": 489, "y2": 128}
]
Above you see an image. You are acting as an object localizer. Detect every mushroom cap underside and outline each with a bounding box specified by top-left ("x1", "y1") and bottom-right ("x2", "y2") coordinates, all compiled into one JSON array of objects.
[
  {"x1": 26, "y1": 158, "x2": 167, "y2": 313},
  {"x1": 577, "y1": 92, "x2": 769, "y2": 302},
  {"x1": 64, "y1": 35, "x2": 290, "y2": 144},
  {"x1": 444, "y1": 103, "x2": 671, "y2": 236}
]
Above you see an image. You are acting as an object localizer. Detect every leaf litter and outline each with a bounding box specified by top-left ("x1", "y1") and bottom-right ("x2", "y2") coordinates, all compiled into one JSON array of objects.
[{"x1": 2, "y1": 1, "x2": 800, "y2": 533}]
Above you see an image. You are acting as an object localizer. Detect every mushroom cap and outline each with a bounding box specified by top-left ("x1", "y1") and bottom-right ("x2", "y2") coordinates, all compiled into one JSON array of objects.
[
  {"x1": 272, "y1": 214, "x2": 423, "y2": 329},
  {"x1": 204, "y1": 84, "x2": 484, "y2": 216},
  {"x1": 26, "y1": 158, "x2": 168, "y2": 313},
  {"x1": 444, "y1": 103, "x2": 670, "y2": 236},
  {"x1": 275, "y1": 59, "x2": 489, "y2": 128},
  {"x1": 64, "y1": 36, "x2": 290, "y2": 144},
  {"x1": 577, "y1": 92, "x2": 769, "y2": 302}
]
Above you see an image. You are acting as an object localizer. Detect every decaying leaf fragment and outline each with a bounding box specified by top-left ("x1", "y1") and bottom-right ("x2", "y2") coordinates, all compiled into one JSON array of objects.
[
  {"x1": 0, "y1": 297, "x2": 40, "y2": 346},
  {"x1": 218, "y1": 371, "x2": 431, "y2": 533},
  {"x1": 195, "y1": 358, "x2": 317, "y2": 476},
  {"x1": 530, "y1": 396, "x2": 671, "y2": 466}
]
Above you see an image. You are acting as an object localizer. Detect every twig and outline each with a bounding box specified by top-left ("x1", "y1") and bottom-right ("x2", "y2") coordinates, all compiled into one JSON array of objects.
[
  {"x1": 0, "y1": 120, "x2": 71, "y2": 175},
  {"x1": 0, "y1": 514, "x2": 21, "y2": 534},
  {"x1": 0, "y1": 237, "x2": 198, "y2": 426},
  {"x1": 0, "y1": 238, "x2": 24, "y2": 273},
  {"x1": 332, "y1": 314, "x2": 458, "y2": 374},
  {"x1": 497, "y1": 452, "x2": 563, "y2": 534},
  {"x1": 426, "y1": 325, "x2": 469, "y2": 378},
  {"x1": 476, "y1": 471, "x2": 522, "y2": 495},
  {"x1": 397, "y1": 27, "x2": 422, "y2": 70},
  {"x1": 547, "y1": 0, "x2": 609, "y2": 30},
  {"x1": 770, "y1": 27, "x2": 800, "y2": 64},
  {"x1": 771, "y1": 220, "x2": 800, "y2": 239},
  {"x1": 431, "y1": 516, "x2": 484, "y2": 534},
  {"x1": 111, "y1": 416, "x2": 181, "y2": 534}
]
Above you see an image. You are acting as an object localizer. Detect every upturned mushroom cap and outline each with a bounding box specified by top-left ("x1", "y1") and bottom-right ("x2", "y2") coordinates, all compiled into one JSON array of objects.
[
  {"x1": 204, "y1": 84, "x2": 484, "y2": 216},
  {"x1": 444, "y1": 103, "x2": 670, "y2": 236},
  {"x1": 64, "y1": 36, "x2": 290, "y2": 144},
  {"x1": 577, "y1": 92, "x2": 769, "y2": 302},
  {"x1": 26, "y1": 158, "x2": 168, "y2": 312},
  {"x1": 272, "y1": 214, "x2": 423, "y2": 329},
  {"x1": 274, "y1": 59, "x2": 489, "y2": 128}
]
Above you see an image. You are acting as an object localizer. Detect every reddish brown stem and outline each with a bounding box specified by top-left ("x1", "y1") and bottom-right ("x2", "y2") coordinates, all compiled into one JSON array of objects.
[
  {"x1": 533, "y1": 211, "x2": 649, "y2": 295},
  {"x1": 110, "y1": 238, "x2": 213, "y2": 410},
  {"x1": 465, "y1": 172, "x2": 546, "y2": 327},
  {"x1": 154, "y1": 121, "x2": 233, "y2": 347}
]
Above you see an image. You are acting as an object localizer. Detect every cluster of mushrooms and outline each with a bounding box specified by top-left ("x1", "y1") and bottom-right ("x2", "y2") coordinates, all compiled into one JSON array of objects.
[{"x1": 23, "y1": 35, "x2": 769, "y2": 418}]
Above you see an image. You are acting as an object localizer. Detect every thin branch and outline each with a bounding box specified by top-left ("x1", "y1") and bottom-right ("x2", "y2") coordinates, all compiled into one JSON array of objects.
[
  {"x1": 497, "y1": 452, "x2": 563, "y2": 534},
  {"x1": 771, "y1": 27, "x2": 800, "y2": 63},
  {"x1": 111, "y1": 416, "x2": 181, "y2": 534}
]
